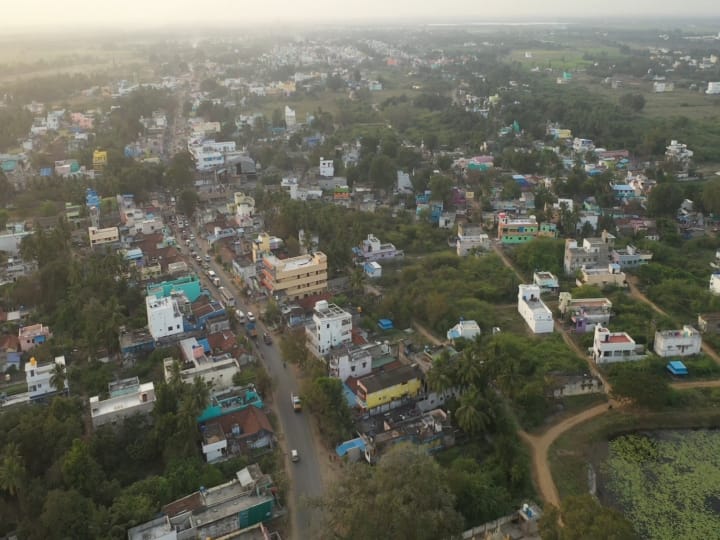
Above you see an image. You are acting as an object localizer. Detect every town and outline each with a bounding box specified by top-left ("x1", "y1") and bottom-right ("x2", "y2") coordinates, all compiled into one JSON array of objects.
[{"x1": 2, "y1": 12, "x2": 720, "y2": 540}]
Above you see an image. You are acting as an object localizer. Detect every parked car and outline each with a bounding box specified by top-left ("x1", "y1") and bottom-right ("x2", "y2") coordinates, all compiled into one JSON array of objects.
[
  {"x1": 291, "y1": 449, "x2": 299, "y2": 462},
  {"x1": 263, "y1": 332, "x2": 272, "y2": 345},
  {"x1": 247, "y1": 312, "x2": 256, "y2": 322}
]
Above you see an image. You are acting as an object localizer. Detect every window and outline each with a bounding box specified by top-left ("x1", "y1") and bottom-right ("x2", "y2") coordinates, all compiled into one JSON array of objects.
[{"x1": 168, "y1": 326, "x2": 173, "y2": 332}]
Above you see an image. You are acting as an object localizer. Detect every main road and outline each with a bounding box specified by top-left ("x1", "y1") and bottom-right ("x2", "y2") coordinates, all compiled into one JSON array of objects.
[{"x1": 184, "y1": 231, "x2": 324, "y2": 539}]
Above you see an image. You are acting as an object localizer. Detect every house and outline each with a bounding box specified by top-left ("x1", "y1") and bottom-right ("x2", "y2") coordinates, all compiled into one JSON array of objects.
[
  {"x1": 446, "y1": 319, "x2": 481, "y2": 343},
  {"x1": 548, "y1": 373, "x2": 604, "y2": 398},
  {"x1": 306, "y1": 300, "x2": 352, "y2": 357},
  {"x1": 497, "y1": 213, "x2": 538, "y2": 244},
  {"x1": 25, "y1": 356, "x2": 68, "y2": 399},
  {"x1": 352, "y1": 234, "x2": 404, "y2": 263},
  {"x1": 260, "y1": 251, "x2": 328, "y2": 301},
  {"x1": 89, "y1": 377, "x2": 156, "y2": 428},
  {"x1": 456, "y1": 223, "x2": 490, "y2": 256},
  {"x1": 128, "y1": 464, "x2": 275, "y2": 540},
  {"x1": 233, "y1": 192, "x2": 255, "y2": 226},
  {"x1": 698, "y1": 313, "x2": 720, "y2": 333},
  {"x1": 88, "y1": 226, "x2": 119, "y2": 248},
  {"x1": 197, "y1": 385, "x2": 264, "y2": 423},
  {"x1": 558, "y1": 293, "x2": 613, "y2": 333},
  {"x1": 517, "y1": 284, "x2": 554, "y2": 334},
  {"x1": 146, "y1": 275, "x2": 202, "y2": 303},
  {"x1": 18, "y1": 323, "x2": 52, "y2": 352},
  {"x1": 563, "y1": 231, "x2": 615, "y2": 275},
  {"x1": 319, "y1": 157, "x2": 334, "y2": 177},
  {"x1": 355, "y1": 364, "x2": 423, "y2": 410},
  {"x1": 364, "y1": 261, "x2": 382, "y2": 279},
  {"x1": 654, "y1": 325, "x2": 702, "y2": 357},
  {"x1": 200, "y1": 407, "x2": 274, "y2": 462},
  {"x1": 164, "y1": 338, "x2": 240, "y2": 390},
  {"x1": 592, "y1": 325, "x2": 646, "y2": 364},
  {"x1": 438, "y1": 212, "x2": 456, "y2": 229},
  {"x1": 711, "y1": 272, "x2": 720, "y2": 295},
  {"x1": 146, "y1": 295, "x2": 184, "y2": 341},
  {"x1": 576, "y1": 264, "x2": 627, "y2": 288},
  {"x1": 533, "y1": 271, "x2": 559, "y2": 294},
  {"x1": 611, "y1": 244, "x2": 653, "y2": 268},
  {"x1": 284, "y1": 105, "x2": 296, "y2": 128},
  {"x1": 328, "y1": 342, "x2": 394, "y2": 382}
]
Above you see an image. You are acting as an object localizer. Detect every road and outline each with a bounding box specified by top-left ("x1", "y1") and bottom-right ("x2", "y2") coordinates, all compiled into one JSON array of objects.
[{"x1": 184, "y1": 230, "x2": 324, "y2": 539}]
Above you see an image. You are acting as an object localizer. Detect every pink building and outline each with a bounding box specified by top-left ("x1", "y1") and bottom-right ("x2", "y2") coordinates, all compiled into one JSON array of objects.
[
  {"x1": 18, "y1": 323, "x2": 52, "y2": 352},
  {"x1": 71, "y1": 112, "x2": 94, "y2": 130}
]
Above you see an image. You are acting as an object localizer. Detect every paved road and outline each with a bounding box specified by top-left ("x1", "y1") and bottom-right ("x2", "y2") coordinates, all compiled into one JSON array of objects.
[{"x1": 186, "y1": 232, "x2": 324, "y2": 539}]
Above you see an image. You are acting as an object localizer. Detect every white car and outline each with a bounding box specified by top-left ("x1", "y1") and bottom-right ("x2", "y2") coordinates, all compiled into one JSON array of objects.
[
  {"x1": 247, "y1": 312, "x2": 256, "y2": 322},
  {"x1": 291, "y1": 449, "x2": 299, "y2": 462}
]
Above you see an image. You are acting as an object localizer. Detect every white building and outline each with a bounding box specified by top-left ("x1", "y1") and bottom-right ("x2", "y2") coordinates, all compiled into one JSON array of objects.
[
  {"x1": 711, "y1": 272, "x2": 720, "y2": 295},
  {"x1": 364, "y1": 261, "x2": 382, "y2": 279},
  {"x1": 233, "y1": 192, "x2": 255, "y2": 226},
  {"x1": 592, "y1": 325, "x2": 646, "y2": 364},
  {"x1": 654, "y1": 325, "x2": 702, "y2": 357},
  {"x1": 573, "y1": 138, "x2": 594, "y2": 153},
  {"x1": 328, "y1": 343, "x2": 377, "y2": 381},
  {"x1": 397, "y1": 170, "x2": 413, "y2": 193},
  {"x1": 576, "y1": 264, "x2": 627, "y2": 288},
  {"x1": 285, "y1": 105, "x2": 296, "y2": 128},
  {"x1": 25, "y1": 356, "x2": 68, "y2": 399},
  {"x1": 146, "y1": 295, "x2": 184, "y2": 341},
  {"x1": 533, "y1": 271, "x2": 559, "y2": 293},
  {"x1": 88, "y1": 226, "x2": 119, "y2": 248},
  {"x1": 306, "y1": 300, "x2": 352, "y2": 357},
  {"x1": 706, "y1": 82, "x2": 720, "y2": 95},
  {"x1": 188, "y1": 140, "x2": 237, "y2": 171},
  {"x1": 89, "y1": 377, "x2": 156, "y2": 428},
  {"x1": 446, "y1": 319, "x2": 481, "y2": 342},
  {"x1": 319, "y1": 157, "x2": 334, "y2": 178},
  {"x1": 517, "y1": 284, "x2": 554, "y2": 334},
  {"x1": 164, "y1": 338, "x2": 240, "y2": 390},
  {"x1": 665, "y1": 140, "x2": 693, "y2": 164}
]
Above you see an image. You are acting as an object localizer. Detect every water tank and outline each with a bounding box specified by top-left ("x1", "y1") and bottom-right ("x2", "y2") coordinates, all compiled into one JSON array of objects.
[{"x1": 315, "y1": 300, "x2": 329, "y2": 311}]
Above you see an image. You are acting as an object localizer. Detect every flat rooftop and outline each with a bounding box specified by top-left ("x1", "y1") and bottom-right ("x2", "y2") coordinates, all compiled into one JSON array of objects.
[
  {"x1": 359, "y1": 364, "x2": 422, "y2": 394},
  {"x1": 90, "y1": 382, "x2": 154, "y2": 417},
  {"x1": 524, "y1": 297, "x2": 552, "y2": 315},
  {"x1": 314, "y1": 303, "x2": 350, "y2": 319},
  {"x1": 603, "y1": 334, "x2": 632, "y2": 344},
  {"x1": 265, "y1": 252, "x2": 325, "y2": 272},
  {"x1": 567, "y1": 298, "x2": 612, "y2": 307}
]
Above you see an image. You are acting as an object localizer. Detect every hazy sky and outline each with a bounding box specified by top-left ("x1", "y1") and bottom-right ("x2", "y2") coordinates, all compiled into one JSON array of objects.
[{"x1": 6, "y1": 0, "x2": 720, "y2": 29}]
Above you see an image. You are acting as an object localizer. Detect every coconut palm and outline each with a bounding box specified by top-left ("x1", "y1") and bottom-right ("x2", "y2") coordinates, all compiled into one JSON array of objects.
[
  {"x1": 455, "y1": 387, "x2": 491, "y2": 436},
  {"x1": 50, "y1": 361, "x2": 67, "y2": 395},
  {"x1": 0, "y1": 443, "x2": 25, "y2": 497}
]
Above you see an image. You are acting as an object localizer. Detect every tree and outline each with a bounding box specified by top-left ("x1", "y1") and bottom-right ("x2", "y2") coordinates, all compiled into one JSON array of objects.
[
  {"x1": 311, "y1": 444, "x2": 463, "y2": 540},
  {"x1": 263, "y1": 299, "x2": 282, "y2": 325},
  {"x1": 619, "y1": 92, "x2": 646, "y2": 113},
  {"x1": 455, "y1": 387, "x2": 491, "y2": 436},
  {"x1": 61, "y1": 439, "x2": 105, "y2": 498},
  {"x1": 368, "y1": 154, "x2": 395, "y2": 191},
  {"x1": 429, "y1": 174, "x2": 454, "y2": 207},
  {"x1": 0, "y1": 443, "x2": 25, "y2": 497},
  {"x1": 303, "y1": 377, "x2": 353, "y2": 444},
  {"x1": 646, "y1": 182, "x2": 684, "y2": 217},
  {"x1": 611, "y1": 370, "x2": 671, "y2": 409},
  {"x1": 50, "y1": 361, "x2": 67, "y2": 394},
  {"x1": 540, "y1": 495, "x2": 639, "y2": 540},
  {"x1": 178, "y1": 189, "x2": 199, "y2": 218},
  {"x1": 280, "y1": 331, "x2": 309, "y2": 367},
  {"x1": 702, "y1": 178, "x2": 720, "y2": 215},
  {"x1": 166, "y1": 151, "x2": 195, "y2": 190},
  {"x1": 0, "y1": 209, "x2": 8, "y2": 230},
  {"x1": 38, "y1": 489, "x2": 98, "y2": 540}
]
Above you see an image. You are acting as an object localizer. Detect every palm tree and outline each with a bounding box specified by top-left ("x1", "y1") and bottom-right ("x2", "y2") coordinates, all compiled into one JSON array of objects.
[
  {"x1": 458, "y1": 348, "x2": 485, "y2": 388},
  {"x1": 0, "y1": 443, "x2": 25, "y2": 497},
  {"x1": 497, "y1": 358, "x2": 522, "y2": 400},
  {"x1": 426, "y1": 359, "x2": 454, "y2": 396},
  {"x1": 50, "y1": 361, "x2": 67, "y2": 395},
  {"x1": 455, "y1": 388, "x2": 490, "y2": 437},
  {"x1": 349, "y1": 267, "x2": 366, "y2": 296}
]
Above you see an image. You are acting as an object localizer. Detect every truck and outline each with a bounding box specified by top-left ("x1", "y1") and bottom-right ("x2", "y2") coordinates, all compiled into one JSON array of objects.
[
  {"x1": 291, "y1": 392, "x2": 302, "y2": 412},
  {"x1": 212, "y1": 277, "x2": 221, "y2": 287},
  {"x1": 246, "y1": 321, "x2": 258, "y2": 339}
]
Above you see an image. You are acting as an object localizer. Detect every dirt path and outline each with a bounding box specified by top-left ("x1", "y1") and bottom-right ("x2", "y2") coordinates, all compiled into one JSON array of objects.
[{"x1": 412, "y1": 321, "x2": 446, "y2": 346}]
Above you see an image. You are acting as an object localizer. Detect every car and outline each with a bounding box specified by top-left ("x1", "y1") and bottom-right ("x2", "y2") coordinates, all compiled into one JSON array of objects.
[
  {"x1": 291, "y1": 449, "x2": 299, "y2": 462},
  {"x1": 190, "y1": 234, "x2": 195, "y2": 240},
  {"x1": 263, "y1": 332, "x2": 272, "y2": 345},
  {"x1": 195, "y1": 255, "x2": 202, "y2": 262},
  {"x1": 204, "y1": 254, "x2": 211, "y2": 262},
  {"x1": 247, "y1": 312, "x2": 256, "y2": 322}
]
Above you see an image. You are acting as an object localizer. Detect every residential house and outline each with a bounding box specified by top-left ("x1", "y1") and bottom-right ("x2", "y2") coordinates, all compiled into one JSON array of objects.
[
  {"x1": 260, "y1": 252, "x2": 328, "y2": 301},
  {"x1": 25, "y1": 356, "x2": 68, "y2": 399},
  {"x1": 517, "y1": 284, "x2": 554, "y2": 334},
  {"x1": 128, "y1": 464, "x2": 275, "y2": 540},
  {"x1": 306, "y1": 300, "x2": 352, "y2": 357},
  {"x1": 563, "y1": 231, "x2": 615, "y2": 275},
  {"x1": 146, "y1": 275, "x2": 202, "y2": 303},
  {"x1": 710, "y1": 272, "x2": 720, "y2": 295},
  {"x1": 456, "y1": 223, "x2": 490, "y2": 256},
  {"x1": 233, "y1": 192, "x2": 255, "y2": 227},
  {"x1": 576, "y1": 264, "x2": 627, "y2": 288},
  {"x1": 88, "y1": 226, "x2": 120, "y2": 248},
  {"x1": 146, "y1": 295, "x2": 184, "y2": 341},
  {"x1": 533, "y1": 271, "x2": 559, "y2": 294},
  {"x1": 654, "y1": 325, "x2": 702, "y2": 357},
  {"x1": 558, "y1": 293, "x2": 613, "y2": 333},
  {"x1": 201, "y1": 407, "x2": 275, "y2": 462},
  {"x1": 89, "y1": 377, "x2": 156, "y2": 428},
  {"x1": 497, "y1": 214, "x2": 538, "y2": 244},
  {"x1": 611, "y1": 244, "x2": 653, "y2": 268},
  {"x1": 446, "y1": 319, "x2": 481, "y2": 343},
  {"x1": 592, "y1": 325, "x2": 646, "y2": 364},
  {"x1": 328, "y1": 342, "x2": 394, "y2": 382},
  {"x1": 18, "y1": 323, "x2": 52, "y2": 352},
  {"x1": 197, "y1": 385, "x2": 264, "y2": 423},
  {"x1": 363, "y1": 261, "x2": 382, "y2": 279},
  {"x1": 698, "y1": 313, "x2": 720, "y2": 333},
  {"x1": 319, "y1": 157, "x2": 334, "y2": 177},
  {"x1": 355, "y1": 364, "x2": 423, "y2": 411},
  {"x1": 549, "y1": 374, "x2": 604, "y2": 398},
  {"x1": 164, "y1": 338, "x2": 240, "y2": 390},
  {"x1": 353, "y1": 234, "x2": 404, "y2": 263}
]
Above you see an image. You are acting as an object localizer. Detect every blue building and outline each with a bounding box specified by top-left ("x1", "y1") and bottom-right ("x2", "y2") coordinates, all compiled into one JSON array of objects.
[{"x1": 197, "y1": 385, "x2": 264, "y2": 423}]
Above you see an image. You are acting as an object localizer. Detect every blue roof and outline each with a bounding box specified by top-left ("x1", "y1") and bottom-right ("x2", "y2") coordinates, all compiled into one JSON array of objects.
[
  {"x1": 342, "y1": 383, "x2": 359, "y2": 408},
  {"x1": 197, "y1": 338, "x2": 211, "y2": 354},
  {"x1": 667, "y1": 360, "x2": 688, "y2": 375},
  {"x1": 336, "y1": 437, "x2": 366, "y2": 457},
  {"x1": 378, "y1": 319, "x2": 394, "y2": 330}
]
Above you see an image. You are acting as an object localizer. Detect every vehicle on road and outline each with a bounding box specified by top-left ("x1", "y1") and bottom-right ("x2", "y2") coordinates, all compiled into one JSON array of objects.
[
  {"x1": 195, "y1": 254, "x2": 202, "y2": 262},
  {"x1": 263, "y1": 332, "x2": 272, "y2": 345},
  {"x1": 219, "y1": 286, "x2": 235, "y2": 307},
  {"x1": 291, "y1": 392, "x2": 302, "y2": 412},
  {"x1": 247, "y1": 311, "x2": 256, "y2": 322},
  {"x1": 291, "y1": 449, "x2": 299, "y2": 462},
  {"x1": 212, "y1": 277, "x2": 221, "y2": 287},
  {"x1": 246, "y1": 321, "x2": 258, "y2": 339},
  {"x1": 235, "y1": 309, "x2": 246, "y2": 324},
  {"x1": 204, "y1": 254, "x2": 211, "y2": 262}
]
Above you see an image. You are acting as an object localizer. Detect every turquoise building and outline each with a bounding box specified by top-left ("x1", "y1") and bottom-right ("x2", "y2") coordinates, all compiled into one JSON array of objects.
[
  {"x1": 197, "y1": 385, "x2": 264, "y2": 423},
  {"x1": 146, "y1": 275, "x2": 202, "y2": 303}
]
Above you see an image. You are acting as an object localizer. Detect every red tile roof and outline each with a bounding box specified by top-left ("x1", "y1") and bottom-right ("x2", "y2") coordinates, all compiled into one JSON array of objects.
[
  {"x1": 0, "y1": 334, "x2": 20, "y2": 352},
  {"x1": 210, "y1": 407, "x2": 274, "y2": 438},
  {"x1": 207, "y1": 331, "x2": 238, "y2": 354}
]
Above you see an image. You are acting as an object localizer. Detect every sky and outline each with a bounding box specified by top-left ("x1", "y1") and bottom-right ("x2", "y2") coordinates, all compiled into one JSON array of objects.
[{"x1": 5, "y1": 0, "x2": 720, "y2": 30}]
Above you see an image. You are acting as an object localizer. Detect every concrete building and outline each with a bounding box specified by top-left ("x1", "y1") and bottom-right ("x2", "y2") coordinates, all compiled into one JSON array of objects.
[
  {"x1": 201, "y1": 407, "x2": 274, "y2": 463},
  {"x1": 284, "y1": 105, "x2": 296, "y2": 128},
  {"x1": 654, "y1": 325, "x2": 702, "y2": 357},
  {"x1": 611, "y1": 244, "x2": 653, "y2": 269},
  {"x1": 517, "y1": 284, "x2": 554, "y2": 334},
  {"x1": 328, "y1": 343, "x2": 386, "y2": 381},
  {"x1": 197, "y1": 385, "x2": 264, "y2": 423},
  {"x1": 89, "y1": 377, "x2": 156, "y2": 428},
  {"x1": 319, "y1": 157, "x2": 334, "y2": 177},
  {"x1": 576, "y1": 264, "x2": 627, "y2": 288},
  {"x1": 146, "y1": 295, "x2": 184, "y2": 341},
  {"x1": 189, "y1": 140, "x2": 237, "y2": 171},
  {"x1": 25, "y1": 356, "x2": 68, "y2": 399},
  {"x1": 497, "y1": 214, "x2": 538, "y2": 244},
  {"x1": 563, "y1": 231, "x2": 615, "y2": 275},
  {"x1": 456, "y1": 224, "x2": 490, "y2": 256},
  {"x1": 533, "y1": 271, "x2": 559, "y2": 294},
  {"x1": 364, "y1": 261, "x2": 382, "y2": 279},
  {"x1": 18, "y1": 323, "x2": 52, "y2": 352},
  {"x1": 558, "y1": 293, "x2": 613, "y2": 333},
  {"x1": 707, "y1": 82, "x2": 720, "y2": 95},
  {"x1": 446, "y1": 319, "x2": 481, "y2": 343},
  {"x1": 306, "y1": 300, "x2": 352, "y2": 357},
  {"x1": 550, "y1": 374, "x2": 604, "y2": 398},
  {"x1": 711, "y1": 272, "x2": 720, "y2": 295},
  {"x1": 698, "y1": 313, "x2": 720, "y2": 334},
  {"x1": 164, "y1": 338, "x2": 240, "y2": 391},
  {"x1": 88, "y1": 226, "x2": 119, "y2": 248},
  {"x1": 356, "y1": 364, "x2": 423, "y2": 410},
  {"x1": 233, "y1": 192, "x2": 255, "y2": 226},
  {"x1": 353, "y1": 234, "x2": 404, "y2": 263},
  {"x1": 592, "y1": 325, "x2": 646, "y2": 364},
  {"x1": 260, "y1": 252, "x2": 328, "y2": 301}
]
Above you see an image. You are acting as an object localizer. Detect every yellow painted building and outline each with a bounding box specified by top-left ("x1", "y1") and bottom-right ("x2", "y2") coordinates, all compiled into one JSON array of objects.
[
  {"x1": 260, "y1": 251, "x2": 328, "y2": 300},
  {"x1": 93, "y1": 150, "x2": 108, "y2": 171},
  {"x1": 357, "y1": 365, "x2": 423, "y2": 409}
]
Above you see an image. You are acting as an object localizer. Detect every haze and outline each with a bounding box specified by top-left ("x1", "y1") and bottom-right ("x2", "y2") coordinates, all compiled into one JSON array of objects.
[{"x1": 7, "y1": 0, "x2": 720, "y2": 30}]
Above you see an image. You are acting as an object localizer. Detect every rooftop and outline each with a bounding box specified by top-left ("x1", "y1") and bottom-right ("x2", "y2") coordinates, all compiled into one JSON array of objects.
[
  {"x1": 358, "y1": 364, "x2": 422, "y2": 394},
  {"x1": 89, "y1": 382, "x2": 155, "y2": 418},
  {"x1": 314, "y1": 302, "x2": 350, "y2": 319},
  {"x1": 264, "y1": 252, "x2": 325, "y2": 272}
]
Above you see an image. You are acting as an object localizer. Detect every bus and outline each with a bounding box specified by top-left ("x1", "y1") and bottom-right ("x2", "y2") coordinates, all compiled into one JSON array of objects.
[{"x1": 218, "y1": 286, "x2": 235, "y2": 307}]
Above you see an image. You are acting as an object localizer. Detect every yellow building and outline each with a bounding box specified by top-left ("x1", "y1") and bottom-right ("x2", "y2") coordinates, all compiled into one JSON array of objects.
[
  {"x1": 260, "y1": 252, "x2": 328, "y2": 301},
  {"x1": 357, "y1": 365, "x2": 423, "y2": 410},
  {"x1": 93, "y1": 149, "x2": 108, "y2": 171},
  {"x1": 88, "y1": 226, "x2": 119, "y2": 248}
]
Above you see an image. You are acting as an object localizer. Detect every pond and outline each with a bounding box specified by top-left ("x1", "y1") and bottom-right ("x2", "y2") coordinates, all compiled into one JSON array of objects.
[{"x1": 601, "y1": 430, "x2": 720, "y2": 540}]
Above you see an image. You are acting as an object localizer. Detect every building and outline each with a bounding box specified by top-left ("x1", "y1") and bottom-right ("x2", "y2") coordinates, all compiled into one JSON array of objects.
[
  {"x1": 146, "y1": 295, "x2": 184, "y2": 341},
  {"x1": 164, "y1": 337, "x2": 241, "y2": 390},
  {"x1": 576, "y1": 264, "x2": 627, "y2": 287},
  {"x1": 201, "y1": 407, "x2": 274, "y2": 463},
  {"x1": 319, "y1": 157, "x2": 334, "y2": 177},
  {"x1": 711, "y1": 273, "x2": 720, "y2": 295},
  {"x1": 197, "y1": 385, "x2": 264, "y2": 423},
  {"x1": 88, "y1": 226, "x2": 120, "y2": 248},
  {"x1": 25, "y1": 356, "x2": 68, "y2": 399},
  {"x1": 698, "y1": 313, "x2": 720, "y2": 333},
  {"x1": 533, "y1": 271, "x2": 559, "y2": 294},
  {"x1": 260, "y1": 252, "x2": 328, "y2": 301},
  {"x1": 707, "y1": 82, "x2": 720, "y2": 95},
  {"x1": 665, "y1": 139, "x2": 693, "y2": 165},
  {"x1": 356, "y1": 364, "x2": 423, "y2": 410},
  {"x1": 234, "y1": 192, "x2": 255, "y2": 226},
  {"x1": 517, "y1": 284, "x2": 554, "y2": 334},
  {"x1": 563, "y1": 231, "x2": 615, "y2": 275},
  {"x1": 446, "y1": 319, "x2": 481, "y2": 343},
  {"x1": 364, "y1": 261, "x2": 382, "y2": 279},
  {"x1": 592, "y1": 325, "x2": 646, "y2": 364},
  {"x1": 128, "y1": 464, "x2": 275, "y2": 540},
  {"x1": 497, "y1": 214, "x2": 537, "y2": 244},
  {"x1": 549, "y1": 374, "x2": 604, "y2": 398},
  {"x1": 456, "y1": 224, "x2": 490, "y2": 256},
  {"x1": 327, "y1": 342, "x2": 394, "y2": 381},
  {"x1": 92, "y1": 149, "x2": 107, "y2": 171},
  {"x1": 353, "y1": 234, "x2": 404, "y2": 263},
  {"x1": 306, "y1": 300, "x2": 352, "y2": 357},
  {"x1": 18, "y1": 323, "x2": 52, "y2": 352},
  {"x1": 654, "y1": 325, "x2": 702, "y2": 357},
  {"x1": 147, "y1": 276, "x2": 202, "y2": 303},
  {"x1": 558, "y1": 293, "x2": 613, "y2": 333},
  {"x1": 284, "y1": 105, "x2": 296, "y2": 128},
  {"x1": 89, "y1": 377, "x2": 156, "y2": 428},
  {"x1": 611, "y1": 245, "x2": 653, "y2": 269},
  {"x1": 189, "y1": 140, "x2": 237, "y2": 171}
]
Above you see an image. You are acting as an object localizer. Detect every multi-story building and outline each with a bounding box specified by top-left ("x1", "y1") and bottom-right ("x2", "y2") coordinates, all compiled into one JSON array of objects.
[
  {"x1": 18, "y1": 323, "x2": 52, "y2": 352},
  {"x1": 164, "y1": 337, "x2": 240, "y2": 390},
  {"x1": 558, "y1": 293, "x2": 613, "y2": 333},
  {"x1": 654, "y1": 325, "x2": 702, "y2": 357},
  {"x1": 497, "y1": 213, "x2": 537, "y2": 244},
  {"x1": 146, "y1": 276, "x2": 202, "y2": 303},
  {"x1": 711, "y1": 272, "x2": 720, "y2": 295},
  {"x1": 533, "y1": 271, "x2": 559, "y2": 294},
  {"x1": 260, "y1": 252, "x2": 328, "y2": 301},
  {"x1": 328, "y1": 342, "x2": 394, "y2": 382},
  {"x1": 197, "y1": 385, "x2": 264, "y2": 423},
  {"x1": 592, "y1": 325, "x2": 646, "y2": 364},
  {"x1": 89, "y1": 377, "x2": 156, "y2": 428},
  {"x1": 25, "y1": 356, "x2": 68, "y2": 399},
  {"x1": 563, "y1": 231, "x2": 615, "y2": 275},
  {"x1": 189, "y1": 140, "x2": 237, "y2": 171},
  {"x1": 611, "y1": 244, "x2": 653, "y2": 269},
  {"x1": 517, "y1": 284, "x2": 554, "y2": 334},
  {"x1": 576, "y1": 264, "x2": 627, "y2": 288},
  {"x1": 456, "y1": 223, "x2": 490, "y2": 256},
  {"x1": 306, "y1": 300, "x2": 352, "y2": 357},
  {"x1": 353, "y1": 234, "x2": 404, "y2": 263},
  {"x1": 146, "y1": 295, "x2": 184, "y2": 341},
  {"x1": 356, "y1": 364, "x2": 423, "y2": 410},
  {"x1": 251, "y1": 232, "x2": 284, "y2": 263},
  {"x1": 446, "y1": 319, "x2": 481, "y2": 342},
  {"x1": 665, "y1": 139, "x2": 693, "y2": 165},
  {"x1": 88, "y1": 226, "x2": 119, "y2": 248},
  {"x1": 319, "y1": 157, "x2": 334, "y2": 177},
  {"x1": 233, "y1": 192, "x2": 255, "y2": 226}
]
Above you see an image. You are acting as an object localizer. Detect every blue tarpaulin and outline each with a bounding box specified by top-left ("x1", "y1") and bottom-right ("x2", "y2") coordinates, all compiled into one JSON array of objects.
[
  {"x1": 667, "y1": 361, "x2": 688, "y2": 376},
  {"x1": 378, "y1": 319, "x2": 394, "y2": 330}
]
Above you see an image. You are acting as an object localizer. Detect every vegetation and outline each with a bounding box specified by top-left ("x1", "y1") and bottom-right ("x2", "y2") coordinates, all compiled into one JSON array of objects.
[{"x1": 539, "y1": 494, "x2": 639, "y2": 540}]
